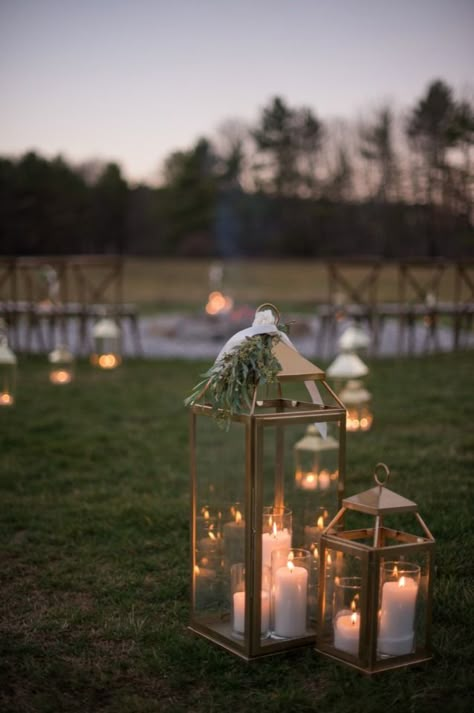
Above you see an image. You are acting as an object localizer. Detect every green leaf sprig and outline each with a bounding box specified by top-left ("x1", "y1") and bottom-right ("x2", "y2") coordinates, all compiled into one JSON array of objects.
[{"x1": 184, "y1": 332, "x2": 282, "y2": 428}]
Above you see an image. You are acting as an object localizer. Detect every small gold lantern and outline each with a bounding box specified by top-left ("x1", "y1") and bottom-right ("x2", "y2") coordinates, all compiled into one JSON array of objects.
[
  {"x1": 0, "y1": 319, "x2": 16, "y2": 406},
  {"x1": 91, "y1": 317, "x2": 121, "y2": 369},
  {"x1": 316, "y1": 463, "x2": 434, "y2": 674},
  {"x1": 339, "y1": 380, "x2": 373, "y2": 432},
  {"x1": 294, "y1": 425, "x2": 339, "y2": 493},
  {"x1": 327, "y1": 344, "x2": 373, "y2": 433},
  {"x1": 48, "y1": 345, "x2": 75, "y2": 384},
  {"x1": 188, "y1": 304, "x2": 346, "y2": 660}
]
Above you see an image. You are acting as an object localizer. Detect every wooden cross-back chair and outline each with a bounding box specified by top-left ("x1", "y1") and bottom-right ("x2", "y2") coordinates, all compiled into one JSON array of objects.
[
  {"x1": 70, "y1": 256, "x2": 142, "y2": 355},
  {"x1": 14, "y1": 257, "x2": 72, "y2": 352},
  {"x1": 0, "y1": 258, "x2": 19, "y2": 348},
  {"x1": 453, "y1": 261, "x2": 474, "y2": 349},
  {"x1": 316, "y1": 259, "x2": 381, "y2": 357},
  {"x1": 396, "y1": 259, "x2": 447, "y2": 353}
]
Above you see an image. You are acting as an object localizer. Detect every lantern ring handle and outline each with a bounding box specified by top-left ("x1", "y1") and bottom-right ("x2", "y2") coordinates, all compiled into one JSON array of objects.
[
  {"x1": 256, "y1": 303, "x2": 281, "y2": 325},
  {"x1": 374, "y1": 462, "x2": 390, "y2": 487}
]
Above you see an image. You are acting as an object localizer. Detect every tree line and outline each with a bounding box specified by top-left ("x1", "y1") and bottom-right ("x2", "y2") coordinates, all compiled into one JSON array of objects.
[{"x1": 1, "y1": 78, "x2": 472, "y2": 258}]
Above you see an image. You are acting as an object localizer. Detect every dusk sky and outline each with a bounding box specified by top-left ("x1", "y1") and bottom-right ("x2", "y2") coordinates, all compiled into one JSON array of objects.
[{"x1": 1, "y1": 0, "x2": 473, "y2": 184}]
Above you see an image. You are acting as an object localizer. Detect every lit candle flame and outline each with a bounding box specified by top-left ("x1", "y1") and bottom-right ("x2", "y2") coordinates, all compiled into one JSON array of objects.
[
  {"x1": 203, "y1": 509, "x2": 210, "y2": 520},
  {"x1": 306, "y1": 473, "x2": 316, "y2": 484},
  {"x1": 392, "y1": 564, "x2": 399, "y2": 579},
  {"x1": 235, "y1": 510, "x2": 242, "y2": 524},
  {"x1": 351, "y1": 612, "x2": 357, "y2": 626},
  {"x1": 399, "y1": 575, "x2": 406, "y2": 588},
  {"x1": 194, "y1": 565, "x2": 200, "y2": 575},
  {"x1": 326, "y1": 553, "x2": 332, "y2": 566},
  {"x1": 208, "y1": 531, "x2": 216, "y2": 541},
  {"x1": 287, "y1": 560, "x2": 294, "y2": 573},
  {"x1": 288, "y1": 551, "x2": 294, "y2": 562},
  {"x1": 351, "y1": 599, "x2": 356, "y2": 612},
  {"x1": 98, "y1": 353, "x2": 118, "y2": 369},
  {"x1": 272, "y1": 522, "x2": 277, "y2": 537},
  {"x1": 0, "y1": 392, "x2": 14, "y2": 406},
  {"x1": 317, "y1": 515, "x2": 324, "y2": 529}
]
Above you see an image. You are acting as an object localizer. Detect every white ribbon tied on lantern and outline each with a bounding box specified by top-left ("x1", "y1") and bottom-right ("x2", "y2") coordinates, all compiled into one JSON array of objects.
[{"x1": 216, "y1": 310, "x2": 327, "y2": 438}]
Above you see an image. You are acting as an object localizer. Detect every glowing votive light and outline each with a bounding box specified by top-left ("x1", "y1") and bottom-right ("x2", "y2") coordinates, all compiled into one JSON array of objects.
[{"x1": 50, "y1": 369, "x2": 72, "y2": 385}]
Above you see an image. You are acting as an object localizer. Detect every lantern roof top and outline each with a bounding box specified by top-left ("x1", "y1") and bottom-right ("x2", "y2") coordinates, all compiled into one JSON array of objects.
[
  {"x1": 48, "y1": 345, "x2": 74, "y2": 364},
  {"x1": 338, "y1": 323, "x2": 371, "y2": 352},
  {"x1": 327, "y1": 352, "x2": 369, "y2": 379},
  {"x1": 339, "y1": 379, "x2": 371, "y2": 405},
  {"x1": 294, "y1": 424, "x2": 339, "y2": 451},
  {"x1": 343, "y1": 464, "x2": 417, "y2": 515},
  {"x1": 343, "y1": 485, "x2": 418, "y2": 515},
  {"x1": 273, "y1": 341, "x2": 326, "y2": 383}
]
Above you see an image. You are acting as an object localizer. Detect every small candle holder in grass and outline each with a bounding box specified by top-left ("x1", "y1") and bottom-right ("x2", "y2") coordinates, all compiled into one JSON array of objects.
[{"x1": 316, "y1": 463, "x2": 435, "y2": 674}]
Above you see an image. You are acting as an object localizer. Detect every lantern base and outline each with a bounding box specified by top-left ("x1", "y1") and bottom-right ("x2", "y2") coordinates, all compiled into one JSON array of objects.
[
  {"x1": 315, "y1": 645, "x2": 432, "y2": 674},
  {"x1": 188, "y1": 623, "x2": 316, "y2": 661}
]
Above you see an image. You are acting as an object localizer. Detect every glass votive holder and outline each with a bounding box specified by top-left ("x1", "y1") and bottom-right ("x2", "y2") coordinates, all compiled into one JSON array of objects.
[
  {"x1": 271, "y1": 548, "x2": 311, "y2": 639},
  {"x1": 333, "y1": 576, "x2": 362, "y2": 656},
  {"x1": 197, "y1": 516, "x2": 222, "y2": 570},
  {"x1": 262, "y1": 505, "x2": 292, "y2": 571},
  {"x1": 231, "y1": 563, "x2": 271, "y2": 639},
  {"x1": 378, "y1": 561, "x2": 421, "y2": 657},
  {"x1": 303, "y1": 506, "x2": 331, "y2": 550},
  {"x1": 222, "y1": 502, "x2": 246, "y2": 570}
]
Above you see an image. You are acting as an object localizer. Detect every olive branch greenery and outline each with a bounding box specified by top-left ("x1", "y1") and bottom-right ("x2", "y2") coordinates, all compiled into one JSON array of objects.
[{"x1": 184, "y1": 332, "x2": 284, "y2": 427}]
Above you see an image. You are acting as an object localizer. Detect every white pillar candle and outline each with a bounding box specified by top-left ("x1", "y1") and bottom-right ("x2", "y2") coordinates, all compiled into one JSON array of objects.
[
  {"x1": 334, "y1": 610, "x2": 360, "y2": 655},
  {"x1": 378, "y1": 575, "x2": 418, "y2": 656},
  {"x1": 232, "y1": 591, "x2": 270, "y2": 635},
  {"x1": 262, "y1": 526, "x2": 291, "y2": 570},
  {"x1": 273, "y1": 561, "x2": 308, "y2": 638}
]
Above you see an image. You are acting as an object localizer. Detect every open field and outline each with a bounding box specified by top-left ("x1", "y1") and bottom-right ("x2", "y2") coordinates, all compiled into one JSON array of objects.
[
  {"x1": 1, "y1": 352, "x2": 473, "y2": 712},
  {"x1": 122, "y1": 259, "x2": 463, "y2": 313}
]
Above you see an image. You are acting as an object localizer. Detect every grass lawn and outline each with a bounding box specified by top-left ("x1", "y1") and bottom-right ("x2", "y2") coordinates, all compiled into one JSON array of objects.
[{"x1": 1, "y1": 351, "x2": 473, "y2": 713}]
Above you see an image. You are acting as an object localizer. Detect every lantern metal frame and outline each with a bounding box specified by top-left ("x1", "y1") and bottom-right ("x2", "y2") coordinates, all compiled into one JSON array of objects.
[
  {"x1": 189, "y1": 315, "x2": 347, "y2": 661},
  {"x1": 0, "y1": 319, "x2": 17, "y2": 406},
  {"x1": 339, "y1": 379, "x2": 373, "y2": 432},
  {"x1": 48, "y1": 344, "x2": 75, "y2": 384},
  {"x1": 90, "y1": 316, "x2": 122, "y2": 369},
  {"x1": 316, "y1": 463, "x2": 435, "y2": 674}
]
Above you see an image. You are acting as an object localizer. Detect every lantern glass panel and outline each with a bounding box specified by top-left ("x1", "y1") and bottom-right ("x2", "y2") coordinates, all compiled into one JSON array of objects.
[
  {"x1": 0, "y1": 362, "x2": 16, "y2": 405},
  {"x1": 258, "y1": 417, "x2": 341, "y2": 562},
  {"x1": 192, "y1": 414, "x2": 246, "y2": 648}
]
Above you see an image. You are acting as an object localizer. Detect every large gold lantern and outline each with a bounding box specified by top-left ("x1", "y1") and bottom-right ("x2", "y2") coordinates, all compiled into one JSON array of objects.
[
  {"x1": 0, "y1": 319, "x2": 17, "y2": 406},
  {"x1": 90, "y1": 317, "x2": 121, "y2": 369},
  {"x1": 187, "y1": 305, "x2": 346, "y2": 660},
  {"x1": 316, "y1": 463, "x2": 434, "y2": 674},
  {"x1": 48, "y1": 345, "x2": 75, "y2": 384}
]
